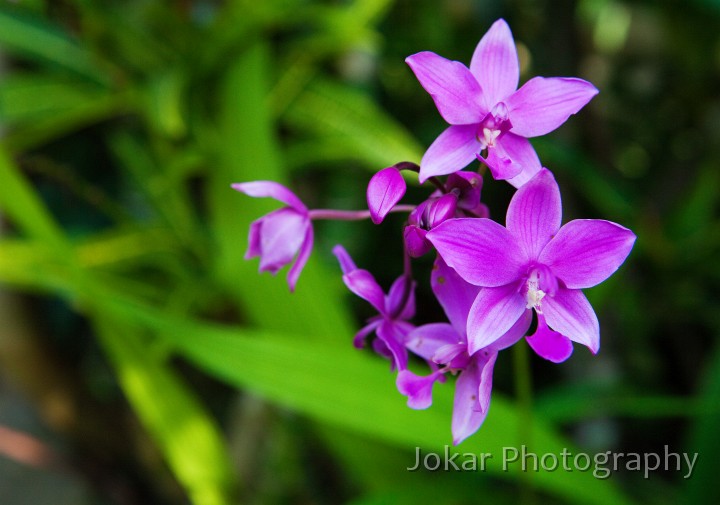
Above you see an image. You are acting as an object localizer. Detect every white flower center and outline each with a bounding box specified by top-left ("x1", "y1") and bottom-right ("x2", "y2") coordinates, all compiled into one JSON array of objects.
[
  {"x1": 481, "y1": 127, "x2": 501, "y2": 149},
  {"x1": 525, "y1": 270, "x2": 546, "y2": 310}
]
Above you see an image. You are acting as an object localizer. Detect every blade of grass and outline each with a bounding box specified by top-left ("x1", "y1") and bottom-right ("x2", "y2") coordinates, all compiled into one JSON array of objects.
[{"x1": 93, "y1": 313, "x2": 235, "y2": 505}]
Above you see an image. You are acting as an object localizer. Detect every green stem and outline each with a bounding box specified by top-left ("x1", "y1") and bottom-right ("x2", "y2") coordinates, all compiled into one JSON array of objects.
[{"x1": 513, "y1": 342, "x2": 535, "y2": 505}]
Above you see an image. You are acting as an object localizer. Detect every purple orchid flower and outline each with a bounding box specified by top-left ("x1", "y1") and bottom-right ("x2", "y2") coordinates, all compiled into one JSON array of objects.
[
  {"x1": 333, "y1": 245, "x2": 415, "y2": 371},
  {"x1": 231, "y1": 181, "x2": 313, "y2": 292},
  {"x1": 426, "y1": 169, "x2": 636, "y2": 360},
  {"x1": 406, "y1": 19, "x2": 598, "y2": 187},
  {"x1": 397, "y1": 258, "x2": 531, "y2": 444}
]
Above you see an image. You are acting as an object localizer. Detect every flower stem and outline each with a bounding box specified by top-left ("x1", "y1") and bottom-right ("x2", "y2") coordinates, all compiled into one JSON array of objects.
[
  {"x1": 309, "y1": 205, "x2": 415, "y2": 221},
  {"x1": 513, "y1": 342, "x2": 535, "y2": 505}
]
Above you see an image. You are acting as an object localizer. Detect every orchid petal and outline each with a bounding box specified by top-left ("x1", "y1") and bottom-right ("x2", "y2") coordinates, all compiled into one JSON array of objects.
[
  {"x1": 231, "y1": 181, "x2": 307, "y2": 212},
  {"x1": 405, "y1": 323, "x2": 461, "y2": 361},
  {"x1": 475, "y1": 351, "x2": 497, "y2": 415},
  {"x1": 469, "y1": 18, "x2": 520, "y2": 107},
  {"x1": 341, "y1": 269, "x2": 386, "y2": 314},
  {"x1": 427, "y1": 218, "x2": 527, "y2": 287},
  {"x1": 387, "y1": 276, "x2": 416, "y2": 320},
  {"x1": 286, "y1": 224, "x2": 314, "y2": 292},
  {"x1": 332, "y1": 244, "x2": 357, "y2": 275},
  {"x1": 245, "y1": 219, "x2": 263, "y2": 259},
  {"x1": 367, "y1": 167, "x2": 407, "y2": 224},
  {"x1": 377, "y1": 320, "x2": 409, "y2": 371},
  {"x1": 433, "y1": 343, "x2": 469, "y2": 367},
  {"x1": 526, "y1": 312, "x2": 573, "y2": 362},
  {"x1": 466, "y1": 283, "x2": 526, "y2": 354},
  {"x1": 431, "y1": 256, "x2": 480, "y2": 334},
  {"x1": 447, "y1": 171, "x2": 483, "y2": 210},
  {"x1": 491, "y1": 133, "x2": 542, "y2": 188},
  {"x1": 539, "y1": 219, "x2": 636, "y2": 289},
  {"x1": 353, "y1": 320, "x2": 380, "y2": 348},
  {"x1": 256, "y1": 209, "x2": 307, "y2": 274},
  {"x1": 542, "y1": 288, "x2": 600, "y2": 354},
  {"x1": 403, "y1": 225, "x2": 432, "y2": 258},
  {"x1": 419, "y1": 125, "x2": 481, "y2": 182},
  {"x1": 477, "y1": 145, "x2": 521, "y2": 181},
  {"x1": 406, "y1": 51, "x2": 486, "y2": 125},
  {"x1": 451, "y1": 360, "x2": 484, "y2": 445},
  {"x1": 507, "y1": 168, "x2": 562, "y2": 259},
  {"x1": 397, "y1": 370, "x2": 442, "y2": 410},
  {"x1": 506, "y1": 77, "x2": 599, "y2": 138},
  {"x1": 452, "y1": 352, "x2": 497, "y2": 445},
  {"x1": 488, "y1": 309, "x2": 532, "y2": 352}
]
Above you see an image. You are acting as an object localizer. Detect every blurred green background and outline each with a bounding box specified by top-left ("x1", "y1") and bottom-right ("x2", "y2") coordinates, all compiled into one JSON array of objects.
[{"x1": 1, "y1": 0, "x2": 719, "y2": 504}]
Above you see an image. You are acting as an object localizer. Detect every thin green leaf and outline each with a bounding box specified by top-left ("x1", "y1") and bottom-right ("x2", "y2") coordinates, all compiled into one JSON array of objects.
[
  {"x1": 94, "y1": 314, "x2": 236, "y2": 505},
  {"x1": 0, "y1": 6, "x2": 109, "y2": 85},
  {"x1": 0, "y1": 147, "x2": 67, "y2": 247},
  {"x1": 283, "y1": 77, "x2": 424, "y2": 169},
  {"x1": 97, "y1": 293, "x2": 636, "y2": 505}
]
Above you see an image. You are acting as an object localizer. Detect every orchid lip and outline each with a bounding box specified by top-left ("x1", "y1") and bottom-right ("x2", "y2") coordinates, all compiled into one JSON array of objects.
[
  {"x1": 475, "y1": 107, "x2": 512, "y2": 150},
  {"x1": 522, "y1": 264, "x2": 558, "y2": 312}
]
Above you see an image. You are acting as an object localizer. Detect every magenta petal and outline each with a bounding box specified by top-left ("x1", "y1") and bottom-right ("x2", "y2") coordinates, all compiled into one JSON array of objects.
[
  {"x1": 539, "y1": 219, "x2": 636, "y2": 289},
  {"x1": 245, "y1": 219, "x2": 263, "y2": 259},
  {"x1": 466, "y1": 283, "x2": 526, "y2": 354},
  {"x1": 427, "y1": 218, "x2": 527, "y2": 287},
  {"x1": 452, "y1": 352, "x2": 497, "y2": 445},
  {"x1": 451, "y1": 360, "x2": 484, "y2": 445},
  {"x1": 386, "y1": 276, "x2": 416, "y2": 320},
  {"x1": 256, "y1": 209, "x2": 307, "y2": 273},
  {"x1": 431, "y1": 256, "x2": 480, "y2": 334},
  {"x1": 353, "y1": 320, "x2": 379, "y2": 348},
  {"x1": 492, "y1": 134, "x2": 542, "y2": 188},
  {"x1": 469, "y1": 19, "x2": 519, "y2": 107},
  {"x1": 506, "y1": 77, "x2": 599, "y2": 138},
  {"x1": 231, "y1": 181, "x2": 307, "y2": 212},
  {"x1": 506, "y1": 169, "x2": 562, "y2": 259},
  {"x1": 478, "y1": 146, "x2": 521, "y2": 181},
  {"x1": 419, "y1": 125, "x2": 481, "y2": 182},
  {"x1": 405, "y1": 51, "x2": 486, "y2": 125},
  {"x1": 404, "y1": 225, "x2": 431, "y2": 257},
  {"x1": 397, "y1": 370, "x2": 442, "y2": 410},
  {"x1": 341, "y1": 269, "x2": 386, "y2": 314},
  {"x1": 542, "y1": 288, "x2": 600, "y2": 354},
  {"x1": 287, "y1": 224, "x2": 313, "y2": 292},
  {"x1": 526, "y1": 312, "x2": 573, "y2": 363},
  {"x1": 332, "y1": 244, "x2": 357, "y2": 275},
  {"x1": 367, "y1": 167, "x2": 407, "y2": 224},
  {"x1": 488, "y1": 309, "x2": 532, "y2": 352},
  {"x1": 405, "y1": 323, "x2": 460, "y2": 361},
  {"x1": 377, "y1": 320, "x2": 409, "y2": 371}
]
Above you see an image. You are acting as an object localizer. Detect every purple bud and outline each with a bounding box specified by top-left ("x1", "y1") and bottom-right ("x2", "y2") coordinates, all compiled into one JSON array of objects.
[
  {"x1": 404, "y1": 225, "x2": 431, "y2": 258},
  {"x1": 367, "y1": 166, "x2": 407, "y2": 224},
  {"x1": 404, "y1": 194, "x2": 458, "y2": 257},
  {"x1": 446, "y1": 171, "x2": 483, "y2": 211}
]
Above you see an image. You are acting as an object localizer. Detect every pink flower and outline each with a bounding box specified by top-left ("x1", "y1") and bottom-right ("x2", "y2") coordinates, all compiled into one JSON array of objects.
[
  {"x1": 426, "y1": 169, "x2": 636, "y2": 359},
  {"x1": 333, "y1": 245, "x2": 415, "y2": 371},
  {"x1": 406, "y1": 19, "x2": 598, "y2": 187},
  {"x1": 398, "y1": 258, "x2": 531, "y2": 444},
  {"x1": 231, "y1": 181, "x2": 313, "y2": 292}
]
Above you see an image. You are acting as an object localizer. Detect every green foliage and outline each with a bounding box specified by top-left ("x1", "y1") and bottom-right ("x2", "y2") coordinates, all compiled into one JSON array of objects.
[{"x1": 0, "y1": 1, "x2": 718, "y2": 504}]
